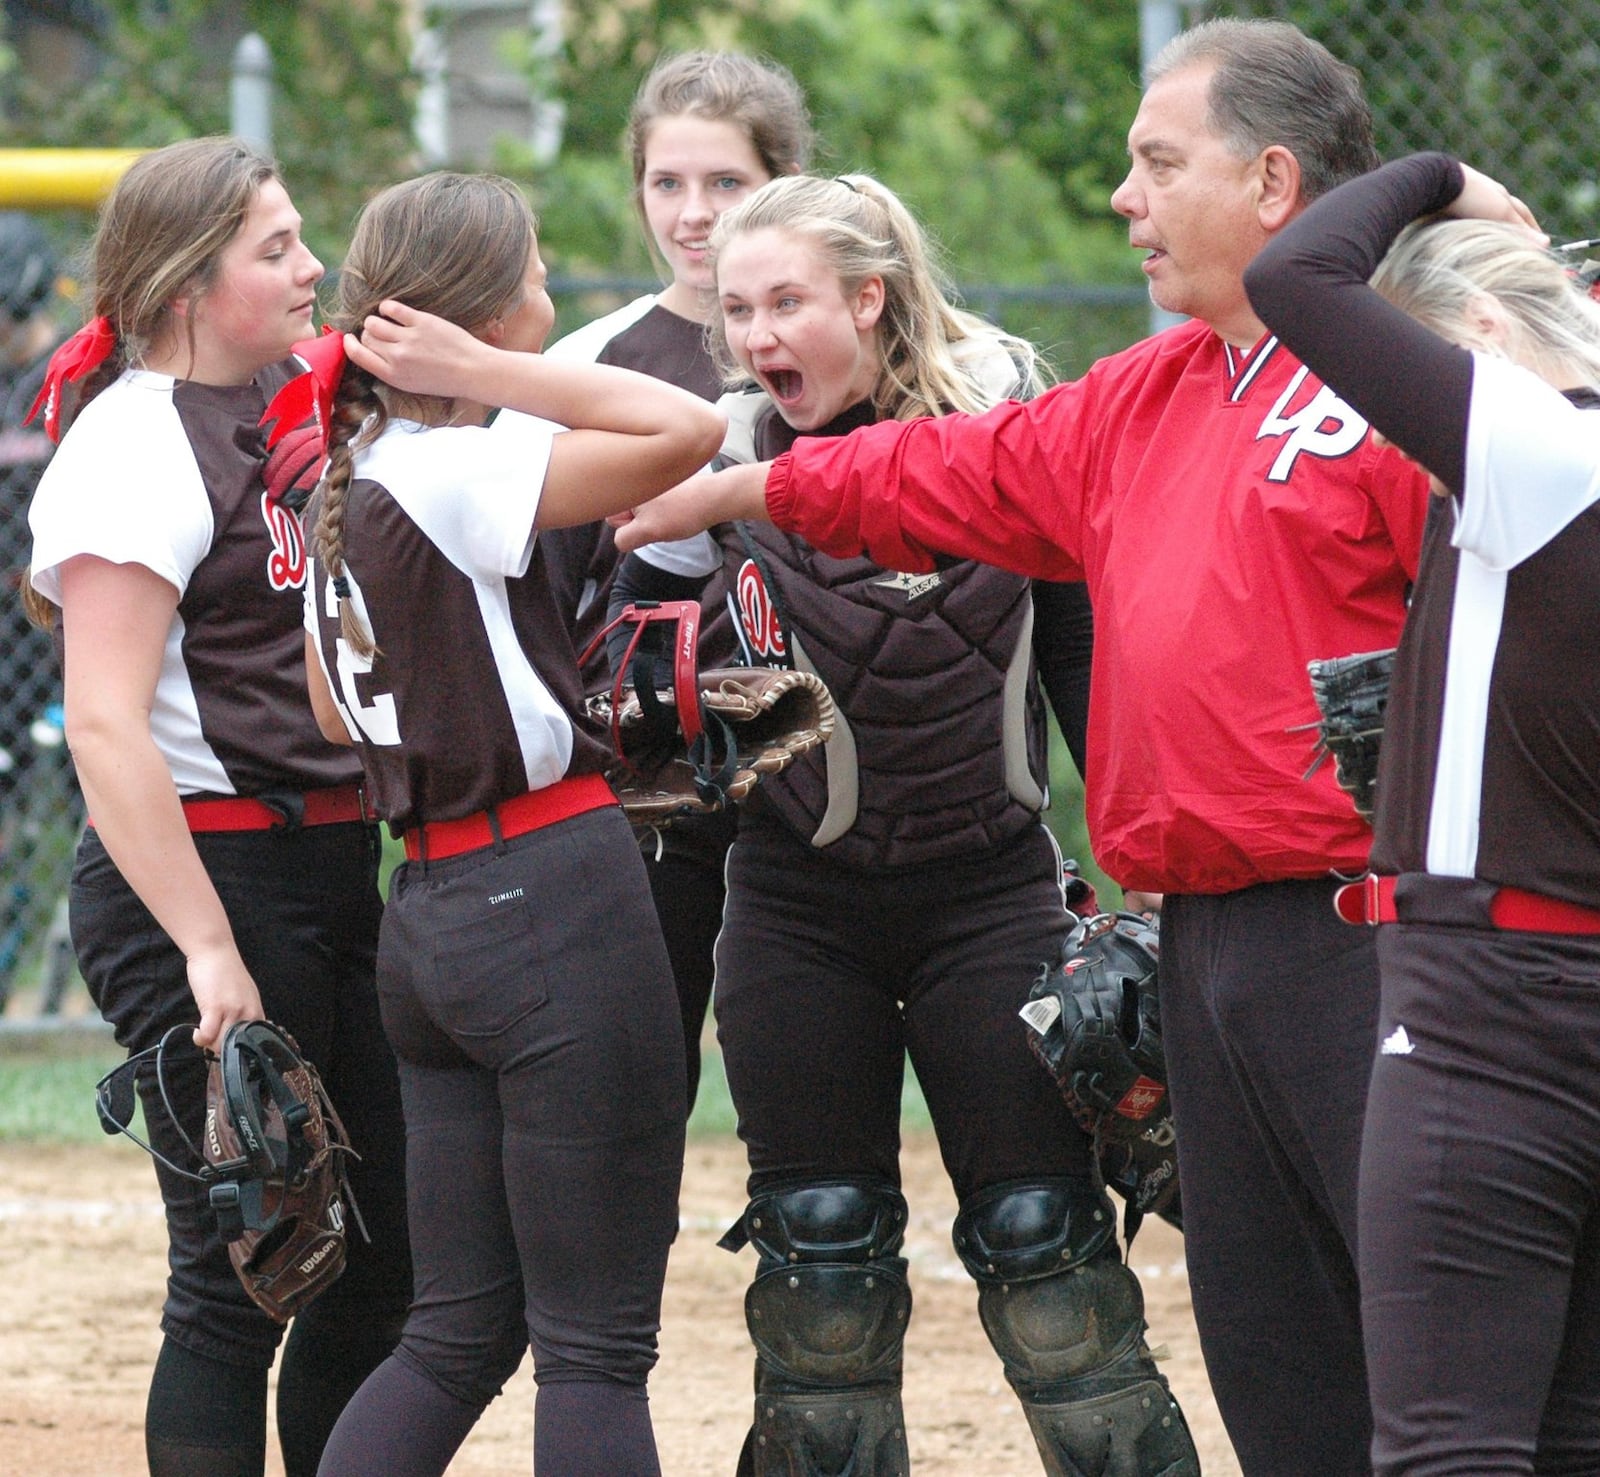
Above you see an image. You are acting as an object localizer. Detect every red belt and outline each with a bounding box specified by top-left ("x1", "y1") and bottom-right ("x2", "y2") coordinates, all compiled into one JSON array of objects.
[
  {"x1": 403, "y1": 773, "x2": 616, "y2": 862},
  {"x1": 89, "y1": 785, "x2": 371, "y2": 833},
  {"x1": 1335, "y1": 873, "x2": 1600, "y2": 935}
]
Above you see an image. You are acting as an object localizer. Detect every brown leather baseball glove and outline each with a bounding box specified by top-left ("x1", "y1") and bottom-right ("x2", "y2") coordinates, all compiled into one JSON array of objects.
[
  {"x1": 587, "y1": 663, "x2": 836, "y2": 830},
  {"x1": 204, "y1": 1022, "x2": 366, "y2": 1323},
  {"x1": 580, "y1": 600, "x2": 835, "y2": 830}
]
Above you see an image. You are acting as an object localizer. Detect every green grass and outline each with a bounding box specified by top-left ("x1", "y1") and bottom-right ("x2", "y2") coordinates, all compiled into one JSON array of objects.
[
  {"x1": 0, "y1": 1029, "x2": 931, "y2": 1146},
  {"x1": 0, "y1": 1031, "x2": 127, "y2": 1144}
]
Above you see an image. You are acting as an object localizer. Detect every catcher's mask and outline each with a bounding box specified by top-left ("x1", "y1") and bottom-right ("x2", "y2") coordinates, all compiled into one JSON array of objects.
[
  {"x1": 94, "y1": 1020, "x2": 362, "y2": 1242},
  {"x1": 579, "y1": 599, "x2": 744, "y2": 809}
]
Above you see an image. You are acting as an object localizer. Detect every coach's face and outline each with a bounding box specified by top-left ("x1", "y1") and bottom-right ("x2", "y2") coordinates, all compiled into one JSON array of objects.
[{"x1": 1111, "y1": 61, "x2": 1278, "y2": 347}]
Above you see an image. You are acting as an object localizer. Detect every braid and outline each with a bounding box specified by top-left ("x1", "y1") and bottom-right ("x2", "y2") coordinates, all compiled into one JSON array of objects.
[{"x1": 312, "y1": 367, "x2": 384, "y2": 660}]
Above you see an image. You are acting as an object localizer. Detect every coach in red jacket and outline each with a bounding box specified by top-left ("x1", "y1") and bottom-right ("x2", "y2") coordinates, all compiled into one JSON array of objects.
[{"x1": 618, "y1": 18, "x2": 1429, "y2": 1475}]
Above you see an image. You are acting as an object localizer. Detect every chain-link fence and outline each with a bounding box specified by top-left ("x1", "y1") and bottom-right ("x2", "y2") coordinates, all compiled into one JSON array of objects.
[
  {"x1": 0, "y1": 422, "x2": 80, "y2": 1017},
  {"x1": 1200, "y1": 0, "x2": 1600, "y2": 244}
]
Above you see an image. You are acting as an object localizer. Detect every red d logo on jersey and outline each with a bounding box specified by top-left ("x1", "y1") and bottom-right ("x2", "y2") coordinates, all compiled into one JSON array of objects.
[
  {"x1": 261, "y1": 491, "x2": 307, "y2": 591},
  {"x1": 736, "y1": 558, "x2": 786, "y2": 660}
]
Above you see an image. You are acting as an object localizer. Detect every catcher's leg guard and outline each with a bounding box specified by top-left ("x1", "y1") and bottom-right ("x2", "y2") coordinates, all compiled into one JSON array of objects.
[
  {"x1": 730, "y1": 1181, "x2": 912, "y2": 1476},
  {"x1": 953, "y1": 1180, "x2": 1199, "y2": 1477}
]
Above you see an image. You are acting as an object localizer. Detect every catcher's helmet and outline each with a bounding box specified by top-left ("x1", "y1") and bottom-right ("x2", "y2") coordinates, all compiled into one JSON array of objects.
[{"x1": 0, "y1": 213, "x2": 57, "y2": 324}]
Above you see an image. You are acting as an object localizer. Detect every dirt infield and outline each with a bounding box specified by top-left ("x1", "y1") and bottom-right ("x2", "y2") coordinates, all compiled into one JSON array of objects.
[{"x1": 0, "y1": 1134, "x2": 1240, "y2": 1475}]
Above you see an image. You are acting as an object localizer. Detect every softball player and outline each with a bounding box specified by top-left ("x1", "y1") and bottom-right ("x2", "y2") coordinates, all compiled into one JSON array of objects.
[
  {"x1": 297, "y1": 172, "x2": 724, "y2": 1476},
  {"x1": 617, "y1": 172, "x2": 1192, "y2": 1476},
  {"x1": 24, "y1": 138, "x2": 411, "y2": 1477},
  {"x1": 1247, "y1": 153, "x2": 1600, "y2": 1475},
  {"x1": 525, "y1": 50, "x2": 813, "y2": 1108}
]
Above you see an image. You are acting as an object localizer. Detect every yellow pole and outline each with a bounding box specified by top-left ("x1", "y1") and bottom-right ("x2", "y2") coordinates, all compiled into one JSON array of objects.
[{"x1": 0, "y1": 150, "x2": 148, "y2": 208}]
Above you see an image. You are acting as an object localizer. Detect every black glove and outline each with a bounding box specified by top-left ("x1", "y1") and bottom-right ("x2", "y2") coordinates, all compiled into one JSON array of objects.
[
  {"x1": 1303, "y1": 647, "x2": 1395, "y2": 823},
  {"x1": 1022, "y1": 911, "x2": 1181, "y2": 1232}
]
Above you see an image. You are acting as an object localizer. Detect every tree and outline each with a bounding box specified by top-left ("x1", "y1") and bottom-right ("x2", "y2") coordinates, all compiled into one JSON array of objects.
[
  {"x1": 0, "y1": 0, "x2": 418, "y2": 262},
  {"x1": 513, "y1": 0, "x2": 1144, "y2": 288}
]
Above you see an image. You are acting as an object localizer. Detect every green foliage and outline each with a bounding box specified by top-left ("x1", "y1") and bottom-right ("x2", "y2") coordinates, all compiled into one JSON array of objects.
[
  {"x1": 0, "y1": 0, "x2": 418, "y2": 263},
  {"x1": 1206, "y1": 0, "x2": 1600, "y2": 244},
  {"x1": 529, "y1": 0, "x2": 1144, "y2": 292}
]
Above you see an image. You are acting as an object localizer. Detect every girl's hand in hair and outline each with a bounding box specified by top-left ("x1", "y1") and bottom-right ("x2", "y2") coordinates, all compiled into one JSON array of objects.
[
  {"x1": 344, "y1": 298, "x2": 492, "y2": 397},
  {"x1": 1447, "y1": 163, "x2": 1547, "y2": 242}
]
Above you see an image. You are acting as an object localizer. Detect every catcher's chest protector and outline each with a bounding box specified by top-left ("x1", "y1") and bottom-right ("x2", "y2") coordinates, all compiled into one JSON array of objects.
[{"x1": 723, "y1": 522, "x2": 1048, "y2": 867}]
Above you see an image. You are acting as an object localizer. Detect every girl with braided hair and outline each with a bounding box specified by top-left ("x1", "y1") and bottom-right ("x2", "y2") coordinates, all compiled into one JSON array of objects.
[
  {"x1": 611, "y1": 171, "x2": 1193, "y2": 1476},
  {"x1": 297, "y1": 171, "x2": 724, "y2": 1476},
  {"x1": 24, "y1": 136, "x2": 412, "y2": 1477}
]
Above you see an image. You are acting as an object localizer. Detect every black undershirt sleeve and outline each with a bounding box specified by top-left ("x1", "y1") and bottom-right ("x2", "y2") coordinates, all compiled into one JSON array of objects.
[
  {"x1": 1245, "y1": 152, "x2": 1474, "y2": 493},
  {"x1": 1030, "y1": 578, "x2": 1092, "y2": 778},
  {"x1": 604, "y1": 550, "x2": 712, "y2": 680}
]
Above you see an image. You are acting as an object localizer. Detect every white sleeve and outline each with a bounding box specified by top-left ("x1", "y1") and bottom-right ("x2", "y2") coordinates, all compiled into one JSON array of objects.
[
  {"x1": 27, "y1": 379, "x2": 211, "y2": 604},
  {"x1": 488, "y1": 407, "x2": 569, "y2": 451},
  {"x1": 1455, "y1": 354, "x2": 1600, "y2": 570},
  {"x1": 632, "y1": 532, "x2": 721, "y2": 577},
  {"x1": 543, "y1": 295, "x2": 661, "y2": 364}
]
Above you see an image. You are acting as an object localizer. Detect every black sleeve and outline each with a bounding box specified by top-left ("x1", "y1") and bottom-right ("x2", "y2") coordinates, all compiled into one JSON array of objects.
[
  {"x1": 1030, "y1": 578, "x2": 1092, "y2": 778},
  {"x1": 603, "y1": 551, "x2": 712, "y2": 681},
  {"x1": 538, "y1": 520, "x2": 611, "y2": 625},
  {"x1": 1244, "y1": 152, "x2": 1474, "y2": 493}
]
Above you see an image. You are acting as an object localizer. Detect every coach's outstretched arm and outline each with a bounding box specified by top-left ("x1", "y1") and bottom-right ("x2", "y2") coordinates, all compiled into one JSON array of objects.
[
  {"x1": 614, "y1": 391, "x2": 1092, "y2": 584},
  {"x1": 613, "y1": 460, "x2": 770, "y2": 549}
]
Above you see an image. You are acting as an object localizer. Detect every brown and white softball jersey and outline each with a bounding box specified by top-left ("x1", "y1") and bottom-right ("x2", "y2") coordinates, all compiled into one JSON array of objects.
[
  {"x1": 28, "y1": 365, "x2": 359, "y2": 796},
  {"x1": 304, "y1": 416, "x2": 610, "y2": 834},
  {"x1": 1370, "y1": 362, "x2": 1600, "y2": 902},
  {"x1": 509, "y1": 293, "x2": 733, "y2": 674},
  {"x1": 1245, "y1": 152, "x2": 1600, "y2": 907}
]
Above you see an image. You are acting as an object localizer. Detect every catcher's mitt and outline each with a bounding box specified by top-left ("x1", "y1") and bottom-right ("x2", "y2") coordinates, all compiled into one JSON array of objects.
[
  {"x1": 94, "y1": 1021, "x2": 366, "y2": 1323},
  {"x1": 580, "y1": 600, "x2": 835, "y2": 829},
  {"x1": 1299, "y1": 648, "x2": 1395, "y2": 823},
  {"x1": 1020, "y1": 911, "x2": 1181, "y2": 1235}
]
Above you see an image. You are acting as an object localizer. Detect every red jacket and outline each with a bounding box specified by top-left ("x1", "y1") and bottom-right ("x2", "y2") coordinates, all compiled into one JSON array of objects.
[{"x1": 766, "y1": 318, "x2": 1429, "y2": 893}]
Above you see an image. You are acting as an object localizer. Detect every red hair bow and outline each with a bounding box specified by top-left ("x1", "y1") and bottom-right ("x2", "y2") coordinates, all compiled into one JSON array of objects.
[
  {"x1": 260, "y1": 326, "x2": 348, "y2": 450},
  {"x1": 26, "y1": 316, "x2": 117, "y2": 443}
]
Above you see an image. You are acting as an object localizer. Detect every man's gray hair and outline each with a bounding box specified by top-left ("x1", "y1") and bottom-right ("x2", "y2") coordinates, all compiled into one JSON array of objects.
[{"x1": 1149, "y1": 18, "x2": 1379, "y2": 202}]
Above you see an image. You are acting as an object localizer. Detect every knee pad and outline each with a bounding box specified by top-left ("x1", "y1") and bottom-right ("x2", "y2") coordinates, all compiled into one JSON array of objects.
[
  {"x1": 952, "y1": 1178, "x2": 1118, "y2": 1286},
  {"x1": 732, "y1": 1182, "x2": 913, "y2": 1476},
  {"x1": 738, "y1": 1181, "x2": 911, "y2": 1389},
  {"x1": 736, "y1": 1180, "x2": 909, "y2": 1270},
  {"x1": 955, "y1": 1180, "x2": 1198, "y2": 1477}
]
